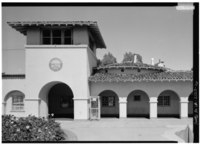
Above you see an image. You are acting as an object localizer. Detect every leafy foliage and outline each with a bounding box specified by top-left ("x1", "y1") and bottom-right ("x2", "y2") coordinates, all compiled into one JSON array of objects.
[
  {"x1": 97, "y1": 59, "x2": 102, "y2": 66},
  {"x1": 2, "y1": 115, "x2": 65, "y2": 141},
  {"x1": 101, "y1": 52, "x2": 117, "y2": 66},
  {"x1": 122, "y1": 52, "x2": 143, "y2": 63}
]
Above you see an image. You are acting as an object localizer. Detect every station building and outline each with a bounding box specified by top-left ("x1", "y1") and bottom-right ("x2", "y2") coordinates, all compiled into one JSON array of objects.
[{"x1": 2, "y1": 21, "x2": 193, "y2": 120}]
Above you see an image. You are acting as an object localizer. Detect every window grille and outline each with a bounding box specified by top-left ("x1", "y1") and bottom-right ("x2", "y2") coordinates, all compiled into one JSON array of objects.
[
  {"x1": 12, "y1": 95, "x2": 24, "y2": 111},
  {"x1": 102, "y1": 96, "x2": 115, "y2": 107},
  {"x1": 158, "y1": 96, "x2": 170, "y2": 106},
  {"x1": 42, "y1": 29, "x2": 72, "y2": 45},
  {"x1": 134, "y1": 95, "x2": 141, "y2": 101}
]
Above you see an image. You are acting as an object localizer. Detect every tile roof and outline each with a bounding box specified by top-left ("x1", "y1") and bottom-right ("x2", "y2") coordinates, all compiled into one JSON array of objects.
[
  {"x1": 89, "y1": 71, "x2": 193, "y2": 82},
  {"x1": 7, "y1": 21, "x2": 106, "y2": 48},
  {"x1": 96, "y1": 62, "x2": 167, "y2": 71}
]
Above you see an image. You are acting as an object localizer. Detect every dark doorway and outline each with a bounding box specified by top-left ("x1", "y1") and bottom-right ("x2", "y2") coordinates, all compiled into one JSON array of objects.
[{"x1": 48, "y1": 83, "x2": 74, "y2": 118}]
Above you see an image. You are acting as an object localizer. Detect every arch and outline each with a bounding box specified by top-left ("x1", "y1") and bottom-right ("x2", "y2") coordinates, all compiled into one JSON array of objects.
[
  {"x1": 127, "y1": 90, "x2": 150, "y2": 118},
  {"x1": 188, "y1": 93, "x2": 193, "y2": 117},
  {"x1": 98, "y1": 90, "x2": 119, "y2": 118},
  {"x1": 4, "y1": 90, "x2": 25, "y2": 114},
  {"x1": 39, "y1": 81, "x2": 74, "y2": 118},
  {"x1": 157, "y1": 90, "x2": 180, "y2": 118}
]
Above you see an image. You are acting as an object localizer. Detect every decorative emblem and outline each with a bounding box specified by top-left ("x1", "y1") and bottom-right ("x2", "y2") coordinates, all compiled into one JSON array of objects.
[{"x1": 49, "y1": 58, "x2": 63, "y2": 72}]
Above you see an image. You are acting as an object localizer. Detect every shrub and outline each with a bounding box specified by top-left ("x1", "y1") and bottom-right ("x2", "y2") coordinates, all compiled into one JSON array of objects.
[{"x1": 2, "y1": 115, "x2": 65, "y2": 141}]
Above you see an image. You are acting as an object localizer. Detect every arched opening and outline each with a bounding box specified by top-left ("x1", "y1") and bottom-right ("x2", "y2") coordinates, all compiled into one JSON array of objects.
[
  {"x1": 48, "y1": 83, "x2": 74, "y2": 118},
  {"x1": 4, "y1": 90, "x2": 25, "y2": 114},
  {"x1": 39, "y1": 81, "x2": 74, "y2": 119},
  {"x1": 188, "y1": 93, "x2": 193, "y2": 117},
  {"x1": 127, "y1": 90, "x2": 150, "y2": 118},
  {"x1": 157, "y1": 90, "x2": 180, "y2": 118},
  {"x1": 99, "y1": 90, "x2": 119, "y2": 118}
]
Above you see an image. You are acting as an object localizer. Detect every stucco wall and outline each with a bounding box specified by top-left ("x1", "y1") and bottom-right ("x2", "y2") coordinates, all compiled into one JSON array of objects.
[
  {"x1": 100, "y1": 68, "x2": 159, "y2": 75},
  {"x1": 127, "y1": 90, "x2": 149, "y2": 115},
  {"x1": 25, "y1": 45, "x2": 89, "y2": 119},
  {"x1": 26, "y1": 26, "x2": 90, "y2": 46},
  {"x1": 99, "y1": 91, "x2": 119, "y2": 115},
  {"x1": 2, "y1": 79, "x2": 26, "y2": 117},
  {"x1": 87, "y1": 47, "x2": 97, "y2": 76},
  {"x1": 157, "y1": 90, "x2": 180, "y2": 115},
  {"x1": 27, "y1": 28, "x2": 41, "y2": 45},
  {"x1": 73, "y1": 27, "x2": 89, "y2": 45},
  {"x1": 90, "y1": 81, "x2": 192, "y2": 116},
  {"x1": 90, "y1": 81, "x2": 192, "y2": 99}
]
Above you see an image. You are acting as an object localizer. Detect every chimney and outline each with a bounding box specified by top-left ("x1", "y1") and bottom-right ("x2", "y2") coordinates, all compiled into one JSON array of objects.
[
  {"x1": 158, "y1": 59, "x2": 164, "y2": 67},
  {"x1": 134, "y1": 55, "x2": 137, "y2": 63},
  {"x1": 151, "y1": 58, "x2": 154, "y2": 65}
]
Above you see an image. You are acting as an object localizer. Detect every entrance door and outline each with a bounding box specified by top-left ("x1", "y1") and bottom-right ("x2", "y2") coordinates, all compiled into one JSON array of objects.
[{"x1": 48, "y1": 83, "x2": 74, "y2": 118}]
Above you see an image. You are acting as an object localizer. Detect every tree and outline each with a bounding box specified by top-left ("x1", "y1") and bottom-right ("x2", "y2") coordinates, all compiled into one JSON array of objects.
[
  {"x1": 122, "y1": 52, "x2": 143, "y2": 63},
  {"x1": 97, "y1": 59, "x2": 101, "y2": 66},
  {"x1": 101, "y1": 52, "x2": 117, "y2": 66}
]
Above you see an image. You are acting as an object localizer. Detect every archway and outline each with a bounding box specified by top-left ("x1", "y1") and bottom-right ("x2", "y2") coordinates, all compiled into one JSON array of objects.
[
  {"x1": 48, "y1": 83, "x2": 74, "y2": 118},
  {"x1": 188, "y1": 93, "x2": 193, "y2": 117},
  {"x1": 127, "y1": 90, "x2": 150, "y2": 118},
  {"x1": 157, "y1": 90, "x2": 180, "y2": 118},
  {"x1": 39, "y1": 81, "x2": 74, "y2": 118},
  {"x1": 99, "y1": 90, "x2": 119, "y2": 118}
]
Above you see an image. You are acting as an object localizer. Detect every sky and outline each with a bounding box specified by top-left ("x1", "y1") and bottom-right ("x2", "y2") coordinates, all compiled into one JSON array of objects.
[{"x1": 2, "y1": 6, "x2": 193, "y2": 73}]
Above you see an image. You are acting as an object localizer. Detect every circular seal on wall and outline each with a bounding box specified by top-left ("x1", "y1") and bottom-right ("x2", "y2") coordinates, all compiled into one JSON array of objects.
[{"x1": 49, "y1": 58, "x2": 63, "y2": 72}]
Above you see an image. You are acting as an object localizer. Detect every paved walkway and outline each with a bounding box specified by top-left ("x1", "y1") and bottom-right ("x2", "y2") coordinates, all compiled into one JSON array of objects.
[{"x1": 56, "y1": 118, "x2": 192, "y2": 142}]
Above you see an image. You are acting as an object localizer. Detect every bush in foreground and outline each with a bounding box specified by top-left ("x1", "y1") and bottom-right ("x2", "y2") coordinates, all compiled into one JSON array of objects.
[{"x1": 2, "y1": 115, "x2": 65, "y2": 141}]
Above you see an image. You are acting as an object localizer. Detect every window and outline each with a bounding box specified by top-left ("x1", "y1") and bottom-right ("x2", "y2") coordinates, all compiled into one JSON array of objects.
[
  {"x1": 42, "y1": 29, "x2": 72, "y2": 45},
  {"x1": 158, "y1": 96, "x2": 170, "y2": 106},
  {"x1": 134, "y1": 95, "x2": 141, "y2": 101},
  {"x1": 52, "y1": 30, "x2": 61, "y2": 44},
  {"x1": 12, "y1": 95, "x2": 24, "y2": 111},
  {"x1": 64, "y1": 29, "x2": 73, "y2": 44},
  {"x1": 42, "y1": 30, "x2": 51, "y2": 44},
  {"x1": 102, "y1": 96, "x2": 115, "y2": 107}
]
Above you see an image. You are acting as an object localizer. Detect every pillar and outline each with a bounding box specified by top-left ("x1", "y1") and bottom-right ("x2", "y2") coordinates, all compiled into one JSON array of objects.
[
  {"x1": 180, "y1": 97, "x2": 188, "y2": 118},
  {"x1": 74, "y1": 98, "x2": 89, "y2": 120},
  {"x1": 119, "y1": 97, "x2": 127, "y2": 118},
  {"x1": 25, "y1": 99, "x2": 40, "y2": 117},
  {"x1": 150, "y1": 97, "x2": 157, "y2": 118},
  {"x1": 2, "y1": 102, "x2": 6, "y2": 115}
]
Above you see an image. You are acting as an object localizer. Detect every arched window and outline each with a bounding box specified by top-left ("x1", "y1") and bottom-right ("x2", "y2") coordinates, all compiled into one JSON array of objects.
[{"x1": 11, "y1": 92, "x2": 24, "y2": 111}]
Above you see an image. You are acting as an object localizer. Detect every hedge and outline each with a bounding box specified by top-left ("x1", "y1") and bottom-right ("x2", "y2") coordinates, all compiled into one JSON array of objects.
[{"x1": 2, "y1": 115, "x2": 65, "y2": 141}]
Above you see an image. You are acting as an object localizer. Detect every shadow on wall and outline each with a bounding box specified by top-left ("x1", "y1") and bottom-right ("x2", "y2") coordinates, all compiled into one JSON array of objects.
[{"x1": 175, "y1": 125, "x2": 193, "y2": 142}]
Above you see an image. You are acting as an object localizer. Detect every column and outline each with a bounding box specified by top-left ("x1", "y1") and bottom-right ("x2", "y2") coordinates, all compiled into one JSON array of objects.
[
  {"x1": 74, "y1": 98, "x2": 89, "y2": 120},
  {"x1": 25, "y1": 99, "x2": 40, "y2": 117},
  {"x1": 150, "y1": 97, "x2": 158, "y2": 118},
  {"x1": 119, "y1": 97, "x2": 127, "y2": 118},
  {"x1": 180, "y1": 97, "x2": 188, "y2": 118},
  {"x1": 2, "y1": 102, "x2": 6, "y2": 115}
]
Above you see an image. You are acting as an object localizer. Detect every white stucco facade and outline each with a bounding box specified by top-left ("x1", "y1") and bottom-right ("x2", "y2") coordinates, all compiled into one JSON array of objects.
[{"x1": 2, "y1": 21, "x2": 193, "y2": 120}]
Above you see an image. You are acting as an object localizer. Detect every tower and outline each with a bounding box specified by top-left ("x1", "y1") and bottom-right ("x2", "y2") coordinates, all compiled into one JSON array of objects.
[{"x1": 7, "y1": 21, "x2": 106, "y2": 119}]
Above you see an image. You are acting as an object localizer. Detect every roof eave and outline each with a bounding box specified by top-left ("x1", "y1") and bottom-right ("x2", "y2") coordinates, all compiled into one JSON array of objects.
[{"x1": 7, "y1": 21, "x2": 107, "y2": 49}]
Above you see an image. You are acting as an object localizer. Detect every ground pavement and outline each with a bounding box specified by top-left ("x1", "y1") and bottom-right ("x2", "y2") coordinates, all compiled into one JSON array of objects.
[{"x1": 56, "y1": 118, "x2": 193, "y2": 142}]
